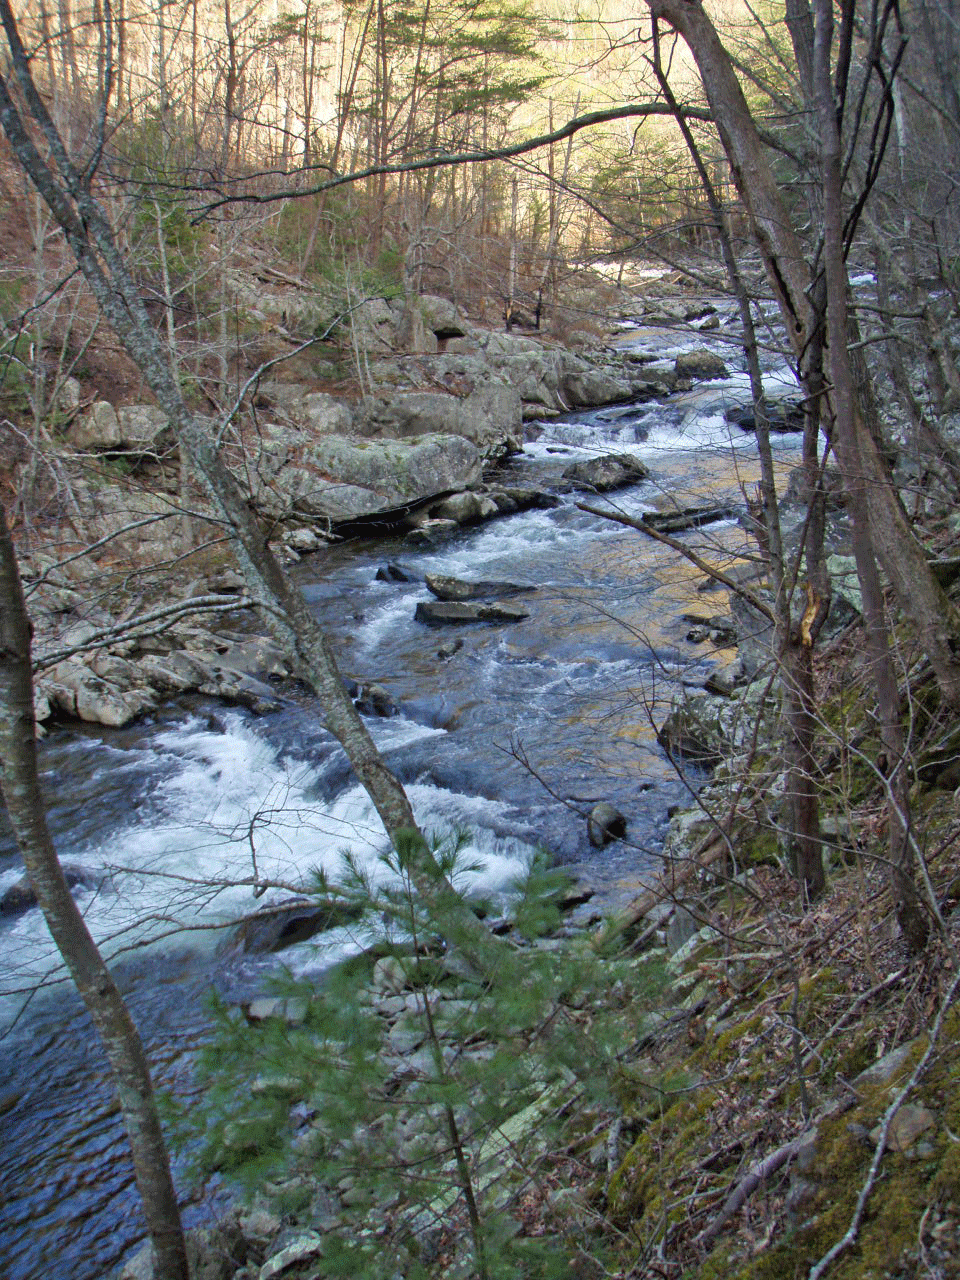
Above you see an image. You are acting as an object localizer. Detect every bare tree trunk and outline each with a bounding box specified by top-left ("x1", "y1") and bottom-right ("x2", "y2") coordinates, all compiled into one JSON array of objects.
[
  {"x1": 812, "y1": 0, "x2": 928, "y2": 949},
  {"x1": 0, "y1": 506, "x2": 189, "y2": 1280},
  {"x1": 650, "y1": 21, "x2": 826, "y2": 900}
]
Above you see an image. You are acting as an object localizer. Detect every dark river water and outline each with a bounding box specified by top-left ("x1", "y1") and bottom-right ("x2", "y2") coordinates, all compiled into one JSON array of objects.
[{"x1": 0, "y1": 319, "x2": 801, "y2": 1278}]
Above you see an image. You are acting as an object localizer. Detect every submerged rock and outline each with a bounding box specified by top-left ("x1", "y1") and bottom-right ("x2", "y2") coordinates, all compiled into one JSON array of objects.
[{"x1": 1, "y1": 865, "x2": 99, "y2": 915}]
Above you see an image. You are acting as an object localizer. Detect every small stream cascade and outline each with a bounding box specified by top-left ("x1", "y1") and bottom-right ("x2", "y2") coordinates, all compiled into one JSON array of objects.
[{"x1": 0, "y1": 317, "x2": 801, "y2": 1279}]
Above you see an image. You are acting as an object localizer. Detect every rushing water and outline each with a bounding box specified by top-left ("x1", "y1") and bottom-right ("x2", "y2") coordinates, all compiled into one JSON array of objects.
[{"x1": 0, "y1": 318, "x2": 802, "y2": 1279}]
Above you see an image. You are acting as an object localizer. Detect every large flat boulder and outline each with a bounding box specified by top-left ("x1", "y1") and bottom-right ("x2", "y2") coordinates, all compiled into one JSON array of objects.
[
  {"x1": 248, "y1": 431, "x2": 483, "y2": 523},
  {"x1": 71, "y1": 402, "x2": 173, "y2": 451},
  {"x1": 355, "y1": 382, "x2": 522, "y2": 459},
  {"x1": 414, "y1": 600, "x2": 530, "y2": 626},
  {"x1": 425, "y1": 574, "x2": 535, "y2": 601}
]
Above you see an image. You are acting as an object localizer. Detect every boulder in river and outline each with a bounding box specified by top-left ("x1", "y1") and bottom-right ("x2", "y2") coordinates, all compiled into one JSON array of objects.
[
  {"x1": 725, "y1": 399, "x2": 804, "y2": 433},
  {"x1": 428, "y1": 491, "x2": 500, "y2": 525},
  {"x1": 674, "y1": 349, "x2": 729, "y2": 381},
  {"x1": 425, "y1": 574, "x2": 535, "y2": 602},
  {"x1": 2, "y1": 865, "x2": 99, "y2": 915},
  {"x1": 656, "y1": 699, "x2": 724, "y2": 766},
  {"x1": 247, "y1": 431, "x2": 483, "y2": 525},
  {"x1": 562, "y1": 454, "x2": 650, "y2": 492},
  {"x1": 352, "y1": 681, "x2": 398, "y2": 717},
  {"x1": 587, "y1": 802, "x2": 627, "y2": 848},
  {"x1": 415, "y1": 600, "x2": 530, "y2": 626},
  {"x1": 376, "y1": 563, "x2": 417, "y2": 583},
  {"x1": 226, "y1": 897, "x2": 364, "y2": 954}
]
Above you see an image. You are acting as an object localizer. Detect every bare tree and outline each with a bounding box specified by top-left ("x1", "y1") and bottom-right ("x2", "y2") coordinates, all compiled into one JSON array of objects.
[{"x1": 0, "y1": 503, "x2": 190, "y2": 1280}]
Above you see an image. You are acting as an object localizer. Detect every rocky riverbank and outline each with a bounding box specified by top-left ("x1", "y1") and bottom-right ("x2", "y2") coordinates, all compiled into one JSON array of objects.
[{"x1": 19, "y1": 280, "x2": 756, "y2": 736}]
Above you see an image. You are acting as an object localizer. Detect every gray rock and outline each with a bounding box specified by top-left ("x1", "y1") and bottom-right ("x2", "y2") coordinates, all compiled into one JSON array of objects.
[
  {"x1": 372, "y1": 955, "x2": 412, "y2": 995},
  {"x1": 259, "y1": 1232, "x2": 324, "y2": 1280},
  {"x1": 72, "y1": 400, "x2": 121, "y2": 449},
  {"x1": 870, "y1": 1104, "x2": 936, "y2": 1152},
  {"x1": 357, "y1": 383, "x2": 523, "y2": 459},
  {"x1": 72, "y1": 402, "x2": 173, "y2": 452},
  {"x1": 587, "y1": 802, "x2": 627, "y2": 848},
  {"x1": 1, "y1": 864, "x2": 97, "y2": 915},
  {"x1": 353, "y1": 681, "x2": 397, "y2": 717},
  {"x1": 116, "y1": 405, "x2": 173, "y2": 450},
  {"x1": 348, "y1": 296, "x2": 400, "y2": 353},
  {"x1": 253, "y1": 383, "x2": 354, "y2": 435},
  {"x1": 55, "y1": 377, "x2": 82, "y2": 415},
  {"x1": 229, "y1": 898, "x2": 363, "y2": 953},
  {"x1": 425, "y1": 574, "x2": 534, "y2": 602},
  {"x1": 725, "y1": 399, "x2": 804, "y2": 433},
  {"x1": 429, "y1": 491, "x2": 499, "y2": 524},
  {"x1": 245, "y1": 996, "x2": 309, "y2": 1026},
  {"x1": 562, "y1": 454, "x2": 650, "y2": 492},
  {"x1": 396, "y1": 298, "x2": 438, "y2": 353},
  {"x1": 403, "y1": 518, "x2": 460, "y2": 545},
  {"x1": 656, "y1": 698, "x2": 723, "y2": 766},
  {"x1": 561, "y1": 363, "x2": 633, "y2": 408},
  {"x1": 665, "y1": 907, "x2": 700, "y2": 954},
  {"x1": 253, "y1": 432, "x2": 483, "y2": 523},
  {"x1": 44, "y1": 656, "x2": 156, "y2": 727},
  {"x1": 418, "y1": 294, "x2": 470, "y2": 337},
  {"x1": 414, "y1": 601, "x2": 529, "y2": 626},
  {"x1": 283, "y1": 527, "x2": 323, "y2": 553},
  {"x1": 674, "y1": 350, "x2": 729, "y2": 380},
  {"x1": 376, "y1": 563, "x2": 416, "y2": 583}
]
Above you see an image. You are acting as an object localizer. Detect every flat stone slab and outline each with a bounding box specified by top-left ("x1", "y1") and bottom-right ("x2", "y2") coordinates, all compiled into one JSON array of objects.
[
  {"x1": 562, "y1": 454, "x2": 650, "y2": 493},
  {"x1": 415, "y1": 601, "x2": 530, "y2": 626},
  {"x1": 425, "y1": 573, "x2": 535, "y2": 602}
]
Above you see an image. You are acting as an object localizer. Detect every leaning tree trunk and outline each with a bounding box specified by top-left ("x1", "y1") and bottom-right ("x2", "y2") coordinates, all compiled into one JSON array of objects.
[
  {"x1": 0, "y1": 507, "x2": 190, "y2": 1280},
  {"x1": 811, "y1": 0, "x2": 928, "y2": 949},
  {"x1": 650, "y1": 20, "x2": 826, "y2": 899}
]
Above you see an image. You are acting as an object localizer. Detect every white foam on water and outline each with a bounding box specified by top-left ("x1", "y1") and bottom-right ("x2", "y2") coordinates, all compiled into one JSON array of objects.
[
  {"x1": 353, "y1": 586, "x2": 429, "y2": 654},
  {"x1": 413, "y1": 507, "x2": 607, "y2": 581},
  {"x1": 0, "y1": 713, "x2": 532, "y2": 1024}
]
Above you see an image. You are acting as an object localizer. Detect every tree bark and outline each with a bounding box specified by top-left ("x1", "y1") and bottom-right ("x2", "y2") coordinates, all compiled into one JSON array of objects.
[{"x1": 0, "y1": 506, "x2": 190, "y2": 1280}]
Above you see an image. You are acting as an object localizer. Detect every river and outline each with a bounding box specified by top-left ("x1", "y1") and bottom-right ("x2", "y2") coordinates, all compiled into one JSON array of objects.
[{"x1": 0, "y1": 315, "x2": 801, "y2": 1278}]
